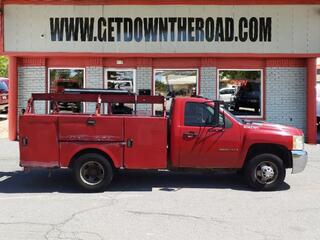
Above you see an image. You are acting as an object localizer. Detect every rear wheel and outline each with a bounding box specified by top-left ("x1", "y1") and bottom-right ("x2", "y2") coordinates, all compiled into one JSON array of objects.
[
  {"x1": 244, "y1": 153, "x2": 285, "y2": 191},
  {"x1": 73, "y1": 153, "x2": 114, "y2": 192}
]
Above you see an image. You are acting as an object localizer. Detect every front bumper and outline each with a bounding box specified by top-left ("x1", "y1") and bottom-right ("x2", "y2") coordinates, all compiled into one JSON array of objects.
[{"x1": 291, "y1": 150, "x2": 308, "y2": 174}]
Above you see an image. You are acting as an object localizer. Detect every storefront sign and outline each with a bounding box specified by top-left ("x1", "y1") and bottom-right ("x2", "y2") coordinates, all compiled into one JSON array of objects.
[
  {"x1": 4, "y1": 5, "x2": 320, "y2": 53},
  {"x1": 49, "y1": 17, "x2": 272, "y2": 43}
]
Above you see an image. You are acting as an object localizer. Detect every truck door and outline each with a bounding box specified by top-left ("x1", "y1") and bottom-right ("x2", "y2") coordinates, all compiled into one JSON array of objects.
[
  {"x1": 178, "y1": 102, "x2": 241, "y2": 168},
  {"x1": 124, "y1": 117, "x2": 167, "y2": 169},
  {"x1": 58, "y1": 115, "x2": 125, "y2": 167},
  {"x1": 19, "y1": 115, "x2": 60, "y2": 167}
]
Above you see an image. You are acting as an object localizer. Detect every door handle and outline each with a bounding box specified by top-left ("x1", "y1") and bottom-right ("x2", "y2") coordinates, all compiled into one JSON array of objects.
[
  {"x1": 208, "y1": 127, "x2": 225, "y2": 133},
  {"x1": 183, "y1": 131, "x2": 198, "y2": 140},
  {"x1": 87, "y1": 119, "x2": 96, "y2": 126}
]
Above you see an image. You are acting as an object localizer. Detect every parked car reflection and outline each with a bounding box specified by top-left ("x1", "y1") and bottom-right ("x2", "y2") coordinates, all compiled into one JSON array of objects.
[
  {"x1": 0, "y1": 78, "x2": 8, "y2": 113},
  {"x1": 229, "y1": 83, "x2": 261, "y2": 115}
]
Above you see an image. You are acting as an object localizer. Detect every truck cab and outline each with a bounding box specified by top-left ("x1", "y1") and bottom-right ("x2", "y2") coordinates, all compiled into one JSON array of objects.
[{"x1": 19, "y1": 89, "x2": 307, "y2": 192}]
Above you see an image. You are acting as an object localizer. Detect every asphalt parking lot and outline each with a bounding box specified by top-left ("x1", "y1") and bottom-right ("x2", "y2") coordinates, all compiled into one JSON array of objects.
[
  {"x1": 0, "y1": 114, "x2": 7, "y2": 139},
  {"x1": 0, "y1": 135, "x2": 319, "y2": 240}
]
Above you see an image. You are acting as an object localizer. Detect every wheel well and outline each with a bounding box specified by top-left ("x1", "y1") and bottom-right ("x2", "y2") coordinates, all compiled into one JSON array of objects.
[
  {"x1": 244, "y1": 143, "x2": 292, "y2": 169},
  {"x1": 68, "y1": 148, "x2": 115, "y2": 169}
]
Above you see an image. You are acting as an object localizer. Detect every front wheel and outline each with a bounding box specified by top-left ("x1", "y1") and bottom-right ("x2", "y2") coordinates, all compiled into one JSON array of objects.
[
  {"x1": 73, "y1": 153, "x2": 114, "y2": 192},
  {"x1": 244, "y1": 153, "x2": 286, "y2": 191}
]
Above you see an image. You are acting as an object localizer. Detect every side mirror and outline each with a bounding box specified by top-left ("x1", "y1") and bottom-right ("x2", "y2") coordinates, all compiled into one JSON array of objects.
[{"x1": 213, "y1": 101, "x2": 220, "y2": 127}]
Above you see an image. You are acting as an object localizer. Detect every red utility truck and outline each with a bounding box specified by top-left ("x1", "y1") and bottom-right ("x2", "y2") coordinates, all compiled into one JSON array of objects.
[{"x1": 19, "y1": 89, "x2": 307, "y2": 191}]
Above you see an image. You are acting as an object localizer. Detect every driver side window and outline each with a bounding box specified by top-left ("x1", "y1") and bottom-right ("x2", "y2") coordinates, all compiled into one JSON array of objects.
[{"x1": 184, "y1": 102, "x2": 216, "y2": 126}]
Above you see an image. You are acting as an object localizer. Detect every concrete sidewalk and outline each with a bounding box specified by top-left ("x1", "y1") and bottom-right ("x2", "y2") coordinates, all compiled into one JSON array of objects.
[{"x1": 0, "y1": 114, "x2": 8, "y2": 139}]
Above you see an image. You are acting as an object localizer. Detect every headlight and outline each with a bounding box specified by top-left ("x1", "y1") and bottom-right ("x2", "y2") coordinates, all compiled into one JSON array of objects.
[{"x1": 293, "y1": 135, "x2": 304, "y2": 150}]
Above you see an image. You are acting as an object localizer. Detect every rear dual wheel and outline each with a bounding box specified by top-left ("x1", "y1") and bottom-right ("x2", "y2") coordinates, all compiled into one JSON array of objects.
[
  {"x1": 73, "y1": 153, "x2": 114, "y2": 192},
  {"x1": 244, "y1": 154, "x2": 286, "y2": 191}
]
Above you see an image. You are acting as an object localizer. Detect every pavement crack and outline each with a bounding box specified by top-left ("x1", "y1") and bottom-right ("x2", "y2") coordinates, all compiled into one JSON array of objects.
[
  {"x1": 44, "y1": 205, "x2": 107, "y2": 240},
  {"x1": 0, "y1": 221, "x2": 54, "y2": 227},
  {"x1": 44, "y1": 193, "x2": 122, "y2": 240},
  {"x1": 126, "y1": 210, "x2": 225, "y2": 224},
  {"x1": 127, "y1": 210, "x2": 202, "y2": 220}
]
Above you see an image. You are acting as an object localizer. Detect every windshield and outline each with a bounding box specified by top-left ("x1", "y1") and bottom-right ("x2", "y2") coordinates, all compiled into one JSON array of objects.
[
  {"x1": 203, "y1": 100, "x2": 244, "y2": 124},
  {"x1": 223, "y1": 108, "x2": 244, "y2": 124}
]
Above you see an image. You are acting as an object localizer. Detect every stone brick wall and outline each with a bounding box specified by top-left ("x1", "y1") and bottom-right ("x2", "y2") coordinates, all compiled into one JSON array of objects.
[
  {"x1": 136, "y1": 67, "x2": 153, "y2": 113},
  {"x1": 200, "y1": 67, "x2": 216, "y2": 99},
  {"x1": 265, "y1": 67, "x2": 306, "y2": 133},
  {"x1": 16, "y1": 65, "x2": 307, "y2": 135},
  {"x1": 85, "y1": 67, "x2": 103, "y2": 113},
  {"x1": 18, "y1": 66, "x2": 46, "y2": 114}
]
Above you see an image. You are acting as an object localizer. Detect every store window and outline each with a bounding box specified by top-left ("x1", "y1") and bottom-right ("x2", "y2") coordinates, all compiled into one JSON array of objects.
[
  {"x1": 49, "y1": 68, "x2": 84, "y2": 113},
  {"x1": 218, "y1": 70, "x2": 263, "y2": 117},
  {"x1": 104, "y1": 69, "x2": 136, "y2": 114},
  {"x1": 154, "y1": 69, "x2": 198, "y2": 112}
]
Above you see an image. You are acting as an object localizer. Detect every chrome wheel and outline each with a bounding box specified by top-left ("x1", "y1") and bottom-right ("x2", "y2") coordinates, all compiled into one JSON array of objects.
[
  {"x1": 254, "y1": 161, "x2": 278, "y2": 185},
  {"x1": 80, "y1": 161, "x2": 105, "y2": 186}
]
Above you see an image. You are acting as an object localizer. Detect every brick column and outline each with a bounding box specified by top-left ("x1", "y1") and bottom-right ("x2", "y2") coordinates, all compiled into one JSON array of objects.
[
  {"x1": 85, "y1": 66, "x2": 103, "y2": 113},
  {"x1": 18, "y1": 66, "x2": 46, "y2": 114},
  {"x1": 200, "y1": 67, "x2": 217, "y2": 99},
  {"x1": 306, "y1": 58, "x2": 317, "y2": 144},
  {"x1": 200, "y1": 58, "x2": 217, "y2": 100},
  {"x1": 136, "y1": 67, "x2": 153, "y2": 113},
  {"x1": 265, "y1": 67, "x2": 307, "y2": 133},
  {"x1": 8, "y1": 56, "x2": 17, "y2": 141}
]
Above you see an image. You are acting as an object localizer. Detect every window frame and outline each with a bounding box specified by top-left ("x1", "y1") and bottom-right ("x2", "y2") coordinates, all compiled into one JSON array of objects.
[
  {"x1": 153, "y1": 68, "x2": 199, "y2": 96},
  {"x1": 217, "y1": 68, "x2": 264, "y2": 119},
  {"x1": 104, "y1": 68, "x2": 136, "y2": 93},
  {"x1": 104, "y1": 68, "x2": 136, "y2": 114},
  {"x1": 47, "y1": 67, "x2": 86, "y2": 113}
]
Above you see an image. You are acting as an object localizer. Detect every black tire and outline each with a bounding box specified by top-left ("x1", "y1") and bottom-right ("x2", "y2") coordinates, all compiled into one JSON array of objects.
[
  {"x1": 244, "y1": 153, "x2": 286, "y2": 191},
  {"x1": 73, "y1": 153, "x2": 114, "y2": 192}
]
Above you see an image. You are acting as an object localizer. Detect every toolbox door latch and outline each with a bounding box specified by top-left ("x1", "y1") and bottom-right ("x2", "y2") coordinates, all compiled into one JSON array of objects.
[{"x1": 126, "y1": 139, "x2": 133, "y2": 148}]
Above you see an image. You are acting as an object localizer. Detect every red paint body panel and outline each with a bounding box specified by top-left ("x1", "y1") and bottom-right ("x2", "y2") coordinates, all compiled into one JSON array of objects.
[
  {"x1": 170, "y1": 98, "x2": 301, "y2": 169},
  {"x1": 178, "y1": 125, "x2": 242, "y2": 168},
  {"x1": 58, "y1": 115, "x2": 125, "y2": 167},
  {"x1": 124, "y1": 117, "x2": 167, "y2": 169},
  {"x1": 19, "y1": 95, "x2": 303, "y2": 171},
  {"x1": 19, "y1": 115, "x2": 60, "y2": 167},
  {"x1": 170, "y1": 98, "x2": 242, "y2": 168},
  {"x1": 59, "y1": 142, "x2": 124, "y2": 168},
  {"x1": 58, "y1": 115, "x2": 124, "y2": 143}
]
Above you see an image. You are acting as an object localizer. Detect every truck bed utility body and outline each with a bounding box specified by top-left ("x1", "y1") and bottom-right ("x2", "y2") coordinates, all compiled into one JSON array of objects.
[{"x1": 19, "y1": 89, "x2": 307, "y2": 191}]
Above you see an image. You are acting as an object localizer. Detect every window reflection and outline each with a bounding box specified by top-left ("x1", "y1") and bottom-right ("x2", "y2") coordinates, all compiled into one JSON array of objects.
[
  {"x1": 219, "y1": 70, "x2": 262, "y2": 117},
  {"x1": 155, "y1": 69, "x2": 198, "y2": 113},
  {"x1": 105, "y1": 69, "x2": 135, "y2": 114},
  {"x1": 49, "y1": 69, "x2": 84, "y2": 113}
]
